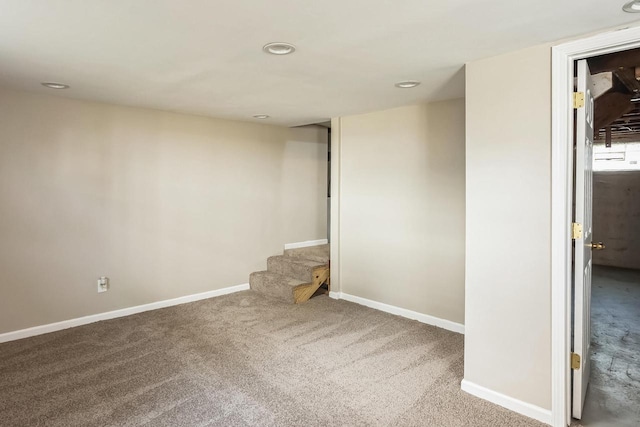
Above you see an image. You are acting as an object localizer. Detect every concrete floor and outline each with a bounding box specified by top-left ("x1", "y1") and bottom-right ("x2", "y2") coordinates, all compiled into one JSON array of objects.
[{"x1": 578, "y1": 266, "x2": 640, "y2": 427}]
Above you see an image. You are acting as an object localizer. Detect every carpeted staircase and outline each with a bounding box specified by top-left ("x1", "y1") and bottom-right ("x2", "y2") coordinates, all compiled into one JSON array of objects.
[{"x1": 250, "y1": 244, "x2": 330, "y2": 303}]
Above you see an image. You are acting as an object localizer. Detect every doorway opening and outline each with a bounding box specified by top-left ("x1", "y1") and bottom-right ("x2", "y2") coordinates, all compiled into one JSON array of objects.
[
  {"x1": 571, "y1": 50, "x2": 640, "y2": 427},
  {"x1": 552, "y1": 28, "x2": 640, "y2": 427}
]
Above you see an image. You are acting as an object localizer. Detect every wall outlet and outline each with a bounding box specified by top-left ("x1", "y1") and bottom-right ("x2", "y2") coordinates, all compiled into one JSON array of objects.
[{"x1": 97, "y1": 276, "x2": 109, "y2": 293}]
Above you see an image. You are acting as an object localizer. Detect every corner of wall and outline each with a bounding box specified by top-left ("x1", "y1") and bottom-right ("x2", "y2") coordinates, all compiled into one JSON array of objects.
[{"x1": 329, "y1": 117, "x2": 341, "y2": 294}]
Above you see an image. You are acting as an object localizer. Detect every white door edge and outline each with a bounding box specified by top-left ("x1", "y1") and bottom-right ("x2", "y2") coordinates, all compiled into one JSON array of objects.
[
  {"x1": 551, "y1": 25, "x2": 640, "y2": 427},
  {"x1": 572, "y1": 59, "x2": 594, "y2": 419}
]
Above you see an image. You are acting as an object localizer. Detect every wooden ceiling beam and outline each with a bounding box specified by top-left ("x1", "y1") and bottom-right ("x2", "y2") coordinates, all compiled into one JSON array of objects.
[
  {"x1": 592, "y1": 72, "x2": 614, "y2": 99},
  {"x1": 588, "y1": 49, "x2": 640, "y2": 73},
  {"x1": 594, "y1": 92, "x2": 635, "y2": 131},
  {"x1": 614, "y1": 68, "x2": 640, "y2": 94},
  {"x1": 595, "y1": 134, "x2": 640, "y2": 143}
]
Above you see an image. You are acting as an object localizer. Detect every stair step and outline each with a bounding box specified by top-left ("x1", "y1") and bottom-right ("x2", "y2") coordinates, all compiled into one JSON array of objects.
[
  {"x1": 283, "y1": 244, "x2": 329, "y2": 264},
  {"x1": 249, "y1": 271, "x2": 307, "y2": 303},
  {"x1": 267, "y1": 255, "x2": 327, "y2": 282}
]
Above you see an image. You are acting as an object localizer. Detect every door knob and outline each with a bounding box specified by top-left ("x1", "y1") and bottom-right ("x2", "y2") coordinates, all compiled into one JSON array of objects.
[{"x1": 591, "y1": 242, "x2": 605, "y2": 250}]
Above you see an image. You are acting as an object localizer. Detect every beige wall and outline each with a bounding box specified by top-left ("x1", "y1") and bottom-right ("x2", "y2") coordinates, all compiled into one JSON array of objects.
[
  {"x1": 593, "y1": 171, "x2": 640, "y2": 270},
  {"x1": 0, "y1": 88, "x2": 327, "y2": 334},
  {"x1": 464, "y1": 44, "x2": 552, "y2": 410},
  {"x1": 336, "y1": 100, "x2": 466, "y2": 324}
]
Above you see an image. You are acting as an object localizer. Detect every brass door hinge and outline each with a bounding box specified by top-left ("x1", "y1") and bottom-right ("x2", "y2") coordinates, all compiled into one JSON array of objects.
[
  {"x1": 572, "y1": 223, "x2": 583, "y2": 240},
  {"x1": 574, "y1": 92, "x2": 585, "y2": 109},
  {"x1": 571, "y1": 352, "x2": 581, "y2": 370}
]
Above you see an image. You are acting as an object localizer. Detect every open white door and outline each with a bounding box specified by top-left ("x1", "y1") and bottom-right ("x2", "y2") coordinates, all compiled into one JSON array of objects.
[{"x1": 572, "y1": 59, "x2": 594, "y2": 420}]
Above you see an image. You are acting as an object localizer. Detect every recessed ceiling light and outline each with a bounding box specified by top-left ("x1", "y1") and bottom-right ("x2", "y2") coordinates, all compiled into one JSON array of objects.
[
  {"x1": 253, "y1": 114, "x2": 270, "y2": 119},
  {"x1": 394, "y1": 80, "x2": 421, "y2": 89},
  {"x1": 41, "y1": 82, "x2": 69, "y2": 89},
  {"x1": 623, "y1": 0, "x2": 640, "y2": 12},
  {"x1": 263, "y1": 42, "x2": 296, "y2": 55}
]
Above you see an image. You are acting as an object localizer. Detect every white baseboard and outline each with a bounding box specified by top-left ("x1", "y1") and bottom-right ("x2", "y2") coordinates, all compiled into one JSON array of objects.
[
  {"x1": 461, "y1": 379, "x2": 552, "y2": 425},
  {"x1": 284, "y1": 239, "x2": 328, "y2": 250},
  {"x1": 0, "y1": 283, "x2": 250, "y2": 344},
  {"x1": 329, "y1": 291, "x2": 465, "y2": 334}
]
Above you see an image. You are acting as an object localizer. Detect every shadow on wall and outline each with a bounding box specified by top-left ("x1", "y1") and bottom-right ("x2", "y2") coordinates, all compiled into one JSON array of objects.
[{"x1": 428, "y1": 65, "x2": 466, "y2": 101}]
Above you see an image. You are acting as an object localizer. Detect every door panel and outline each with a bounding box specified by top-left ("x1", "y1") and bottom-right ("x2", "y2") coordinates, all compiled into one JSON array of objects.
[{"x1": 572, "y1": 59, "x2": 594, "y2": 420}]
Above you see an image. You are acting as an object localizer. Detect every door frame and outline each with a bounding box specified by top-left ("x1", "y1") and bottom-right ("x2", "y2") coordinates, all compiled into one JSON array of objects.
[{"x1": 551, "y1": 25, "x2": 640, "y2": 427}]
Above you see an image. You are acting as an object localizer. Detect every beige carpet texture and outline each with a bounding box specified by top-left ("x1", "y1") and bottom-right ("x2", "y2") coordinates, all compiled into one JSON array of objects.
[{"x1": 1, "y1": 291, "x2": 547, "y2": 427}]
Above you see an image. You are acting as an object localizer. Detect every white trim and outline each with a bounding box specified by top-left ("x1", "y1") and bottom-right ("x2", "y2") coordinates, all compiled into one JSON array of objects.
[
  {"x1": 332, "y1": 292, "x2": 464, "y2": 334},
  {"x1": 461, "y1": 380, "x2": 552, "y2": 425},
  {"x1": 551, "y1": 40, "x2": 575, "y2": 427},
  {"x1": 283, "y1": 239, "x2": 328, "y2": 250},
  {"x1": 551, "y1": 25, "x2": 640, "y2": 427},
  {"x1": 0, "y1": 283, "x2": 250, "y2": 344},
  {"x1": 330, "y1": 117, "x2": 341, "y2": 294}
]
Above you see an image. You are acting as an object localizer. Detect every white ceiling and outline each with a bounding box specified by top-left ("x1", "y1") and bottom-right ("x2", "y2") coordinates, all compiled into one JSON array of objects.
[{"x1": 0, "y1": 1, "x2": 638, "y2": 126}]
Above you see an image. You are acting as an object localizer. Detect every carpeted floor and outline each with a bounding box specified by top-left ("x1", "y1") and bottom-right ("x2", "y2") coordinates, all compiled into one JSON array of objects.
[{"x1": 0, "y1": 291, "x2": 546, "y2": 426}]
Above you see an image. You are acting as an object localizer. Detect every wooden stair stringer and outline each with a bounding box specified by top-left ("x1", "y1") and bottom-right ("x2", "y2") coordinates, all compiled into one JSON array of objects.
[{"x1": 293, "y1": 266, "x2": 330, "y2": 304}]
